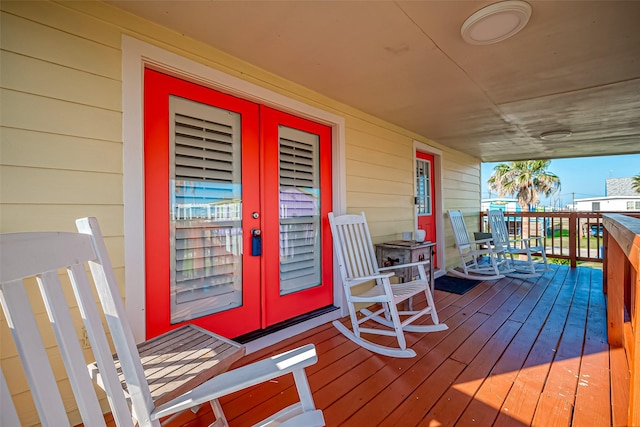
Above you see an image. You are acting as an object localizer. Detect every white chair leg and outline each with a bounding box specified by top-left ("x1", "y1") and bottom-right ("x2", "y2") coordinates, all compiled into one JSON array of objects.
[{"x1": 209, "y1": 399, "x2": 229, "y2": 427}]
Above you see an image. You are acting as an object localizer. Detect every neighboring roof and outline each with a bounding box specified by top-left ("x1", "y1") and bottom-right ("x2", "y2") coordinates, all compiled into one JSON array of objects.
[
  {"x1": 481, "y1": 198, "x2": 518, "y2": 203},
  {"x1": 575, "y1": 195, "x2": 640, "y2": 202},
  {"x1": 606, "y1": 177, "x2": 638, "y2": 197}
]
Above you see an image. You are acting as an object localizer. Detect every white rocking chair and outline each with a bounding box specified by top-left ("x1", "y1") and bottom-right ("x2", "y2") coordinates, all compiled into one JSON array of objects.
[
  {"x1": 0, "y1": 217, "x2": 324, "y2": 427},
  {"x1": 447, "y1": 209, "x2": 513, "y2": 281},
  {"x1": 488, "y1": 209, "x2": 551, "y2": 278},
  {"x1": 328, "y1": 212, "x2": 447, "y2": 358}
]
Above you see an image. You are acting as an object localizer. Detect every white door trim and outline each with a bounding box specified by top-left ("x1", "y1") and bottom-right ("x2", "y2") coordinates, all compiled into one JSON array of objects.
[{"x1": 122, "y1": 35, "x2": 346, "y2": 345}]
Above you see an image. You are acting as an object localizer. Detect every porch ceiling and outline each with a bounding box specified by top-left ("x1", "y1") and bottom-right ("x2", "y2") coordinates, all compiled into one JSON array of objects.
[{"x1": 108, "y1": 0, "x2": 640, "y2": 162}]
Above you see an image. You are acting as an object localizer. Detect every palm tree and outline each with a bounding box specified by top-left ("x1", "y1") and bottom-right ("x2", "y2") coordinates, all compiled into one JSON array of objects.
[
  {"x1": 632, "y1": 173, "x2": 640, "y2": 194},
  {"x1": 487, "y1": 160, "x2": 561, "y2": 211}
]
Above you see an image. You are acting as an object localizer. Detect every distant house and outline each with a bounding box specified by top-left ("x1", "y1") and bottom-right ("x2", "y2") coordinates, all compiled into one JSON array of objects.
[
  {"x1": 575, "y1": 177, "x2": 640, "y2": 212},
  {"x1": 481, "y1": 198, "x2": 520, "y2": 212}
]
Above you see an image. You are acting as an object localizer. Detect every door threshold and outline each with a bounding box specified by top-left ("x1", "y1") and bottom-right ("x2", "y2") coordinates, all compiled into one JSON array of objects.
[{"x1": 235, "y1": 305, "x2": 339, "y2": 344}]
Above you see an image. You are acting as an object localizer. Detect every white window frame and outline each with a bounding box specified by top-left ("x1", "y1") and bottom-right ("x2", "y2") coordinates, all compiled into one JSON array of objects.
[{"x1": 122, "y1": 36, "x2": 346, "y2": 349}]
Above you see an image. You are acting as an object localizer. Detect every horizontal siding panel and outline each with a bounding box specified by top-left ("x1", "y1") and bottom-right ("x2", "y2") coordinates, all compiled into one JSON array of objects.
[
  {"x1": 0, "y1": 11, "x2": 120, "y2": 79},
  {"x1": 1, "y1": 89, "x2": 121, "y2": 141},
  {"x1": 445, "y1": 169, "x2": 481, "y2": 185},
  {"x1": 443, "y1": 170, "x2": 478, "y2": 185},
  {"x1": 443, "y1": 179, "x2": 480, "y2": 192},
  {"x1": 1, "y1": 51, "x2": 121, "y2": 111},
  {"x1": 367, "y1": 222, "x2": 412, "y2": 242},
  {"x1": 0, "y1": 166, "x2": 122, "y2": 204},
  {"x1": 348, "y1": 176, "x2": 413, "y2": 196},
  {"x1": 347, "y1": 158, "x2": 409, "y2": 182},
  {"x1": 444, "y1": 159, "x2": 480, "y2": 172},
  {"x1": 355, "y1": 207, "x2": 414, "y2": 223},
  {"x1": 1, "y1": 128, "x2": 122, "y2": 173},
  {"x1": 346, "y1": 120, "x2": 414, "y2": 151},
  {"x1": 348, "y1": 144, "x2": 409, "y2": 170},
  {"x1": 1, "y1": 0, "x2": 122, "y2": 49},
  {"x1": 443, "y1": 188, "x2": 480, "y2": 200},
  {"x1": 347, "y1": 191, "x2": 411, "y2": 209},
  {"x1": 0, "y1": 203, "x2": 123, "y2": 235}
]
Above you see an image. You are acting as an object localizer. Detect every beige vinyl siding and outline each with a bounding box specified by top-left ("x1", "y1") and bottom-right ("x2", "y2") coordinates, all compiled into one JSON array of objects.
[
  {"x1": 345, "y1": 122, "x2": 416, "y2": 241},
  {"x1": 0, "y1": 1, "x2": 480, "y2": 424},
  {"x1": 442, "y1": 154, "x2": 483, "y2": 268}
]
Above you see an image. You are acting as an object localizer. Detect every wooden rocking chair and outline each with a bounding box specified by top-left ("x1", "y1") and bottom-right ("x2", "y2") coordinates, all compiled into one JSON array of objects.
[
  {"x1": 488, "y1": 209, "x2": 551, "y2": 278},
  {"x1": 328, "y1": 212, "x2": 447, "y2": 358},
  {"x1": 447, "y1": 210, "x2": 513, "y2": 281},
  {"x1": 0, "y1": 217, "x2": 324, "y2": 427}
]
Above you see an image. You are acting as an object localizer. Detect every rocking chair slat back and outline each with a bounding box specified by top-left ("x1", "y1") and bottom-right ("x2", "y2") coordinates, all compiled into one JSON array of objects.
[
  {"x1": 332, "y1": 215, "x2": 378, "y2": 283},
  {"x1": 449, "y1": 211, "x2": 473, "y2": 250}
]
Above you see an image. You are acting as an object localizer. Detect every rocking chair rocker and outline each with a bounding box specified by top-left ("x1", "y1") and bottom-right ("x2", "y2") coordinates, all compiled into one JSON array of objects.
[
  {"x1": 447, "y1": 209, "x2": 513, "y2": 281},
  {"x1": 487, "y1": 209, "x2": 551, "y2": 278},
  {"x1": 328, "y1": 212, "x2": 447, "y2": 358}
]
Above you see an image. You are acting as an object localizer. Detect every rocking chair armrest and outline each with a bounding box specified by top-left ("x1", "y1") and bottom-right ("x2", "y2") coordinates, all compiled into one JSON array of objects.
[
  {"x1": 508, "y1": 238, "x2": 529, "y2": 246},
  {"x1": 525, "y1": 236, "x2": 544, "y2": 244},
  {"x1": 151, "y1": 344, "x2": 318, "y2": 420},
  {"x1": 379, "y1": 260, "x2": 430, "y2": 271},
  {"x1": 472, "y1": 237, "x2": 495, "y2": 245},
  {"x1": 347, "y1": 272, "x2": 395, "y2": 286},
  {"x1": 509, "y1": 236, "x2": 543, "y2": 247}
]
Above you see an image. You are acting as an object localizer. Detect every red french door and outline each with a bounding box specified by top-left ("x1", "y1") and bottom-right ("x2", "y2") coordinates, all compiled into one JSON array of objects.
[
  {"x1": 416, "y1": 152, "x2": 438, "y2": 266},
  {"x1": 144, "y1": 70, "x2": 332, "y2": 339},
  {"x1": 261, "y1": 106, "x2": 334, "y2": 326}
]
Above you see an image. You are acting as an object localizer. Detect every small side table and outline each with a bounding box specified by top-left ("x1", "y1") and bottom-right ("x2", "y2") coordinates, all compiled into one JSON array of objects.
[{"x1": 375, "y1": 240, "x2": 435, "y2": 290}]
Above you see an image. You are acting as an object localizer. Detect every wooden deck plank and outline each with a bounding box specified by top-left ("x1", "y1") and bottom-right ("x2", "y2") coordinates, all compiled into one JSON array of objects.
[
  {"x1": 419, "y1": 319, "x2": 522, "y2": 427},
  {"x1": 327, "y1": 310, "x2": 490, "y2": 426},
  {"x1": 456, "y1": 267, "x2": 568, "y2": 426},
  {"x1": 531, "y1": 267, "x2": 591, "y2": 427},
  {"x1": 572, "y1": 268, "x2": 612, "y2": 427},
  {"x1": 493, "y1": 268, "x2": 580, "y2": 426},
  {"x1": 100, "y1": 265, "x2": 615, "y2": 427}
]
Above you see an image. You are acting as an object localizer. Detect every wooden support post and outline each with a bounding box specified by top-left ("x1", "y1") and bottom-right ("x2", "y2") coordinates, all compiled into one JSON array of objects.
[
  {"x1": 569, "y1": 212, "x2": 577, "y2": 268},
  {"x1": 628, "y1": 246, "x2": 640, "y2": 425},
  {"x1": 607, "y1": 235, "x2": 625, "y2": 347}
]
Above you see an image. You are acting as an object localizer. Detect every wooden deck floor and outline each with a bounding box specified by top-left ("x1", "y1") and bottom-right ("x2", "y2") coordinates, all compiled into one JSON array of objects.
[{"x1": 156, "y1": 265, "x2": 618, "y2": 426}]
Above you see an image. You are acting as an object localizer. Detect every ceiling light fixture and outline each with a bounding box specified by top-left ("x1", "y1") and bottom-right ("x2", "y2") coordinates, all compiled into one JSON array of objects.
[
  {"x1": 539, "y1": 130, "x2": 573, "y2": 140},
  {"x1": 461, "y1": 1, "x2": 532, "y2": 45}
]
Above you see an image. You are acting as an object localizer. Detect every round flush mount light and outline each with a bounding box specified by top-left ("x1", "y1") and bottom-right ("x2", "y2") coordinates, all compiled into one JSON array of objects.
[
  {"x1": 539, "y1": 130, "x2": 573, "y2": 140},
  {"x1": 461, "y1": 1, "x2": 532, "y2": 45}
]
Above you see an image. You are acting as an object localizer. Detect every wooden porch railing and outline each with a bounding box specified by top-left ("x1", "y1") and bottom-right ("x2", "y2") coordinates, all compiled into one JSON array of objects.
[
  {"x1": 603, "y1": 213, "x2": 640, "y2": 426},
  {"x1": 479, "y1": 211, "x2": 640, "y2": 267}
]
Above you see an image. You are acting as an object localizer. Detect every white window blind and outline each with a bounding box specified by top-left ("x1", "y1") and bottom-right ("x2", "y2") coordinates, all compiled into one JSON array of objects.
[
  {"x1": 169, "y1": 96, "x2": 243, "y2": 323},
  {"x1": 278, "y1": 126, "x2": 321, "y2": 295}
]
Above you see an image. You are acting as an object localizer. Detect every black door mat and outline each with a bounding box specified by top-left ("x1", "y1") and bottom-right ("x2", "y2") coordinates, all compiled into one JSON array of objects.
[{"x1": 434, "y1": 275, "x2": 481, "y2": 295}]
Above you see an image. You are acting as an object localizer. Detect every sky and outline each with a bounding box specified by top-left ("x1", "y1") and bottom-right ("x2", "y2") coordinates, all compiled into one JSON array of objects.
[{"x1": 481, "y1": 154, "x2": 640, "y2": 208}]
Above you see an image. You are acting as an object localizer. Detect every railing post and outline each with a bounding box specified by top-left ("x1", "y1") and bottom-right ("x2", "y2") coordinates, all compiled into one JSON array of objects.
[
  {"x1": 631, "y1": 256, "x2": 640, "y2": 425},
  {"x1": 569, "y1": 212, "x2": 577, "y2": 268},
  {"x1": 607, "y1": 234, "x2": 625, "y2": 347}
]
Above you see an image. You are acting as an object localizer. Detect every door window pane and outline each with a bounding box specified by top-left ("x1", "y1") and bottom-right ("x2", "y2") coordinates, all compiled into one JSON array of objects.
[
  {"x1": 416, "y1": 159, "x2": 432, "y2": 215},
  {"x1": 169, "y1": 96, "x2": 243, "y2": 323},
  {"x1": 278, "y1": 126, "x2": 321, "y2": 295}
]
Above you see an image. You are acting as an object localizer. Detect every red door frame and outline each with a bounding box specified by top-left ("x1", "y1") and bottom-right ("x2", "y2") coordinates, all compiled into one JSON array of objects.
[{"x1": 416, "y1": 151, "x2": 437, "y2": 266}]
